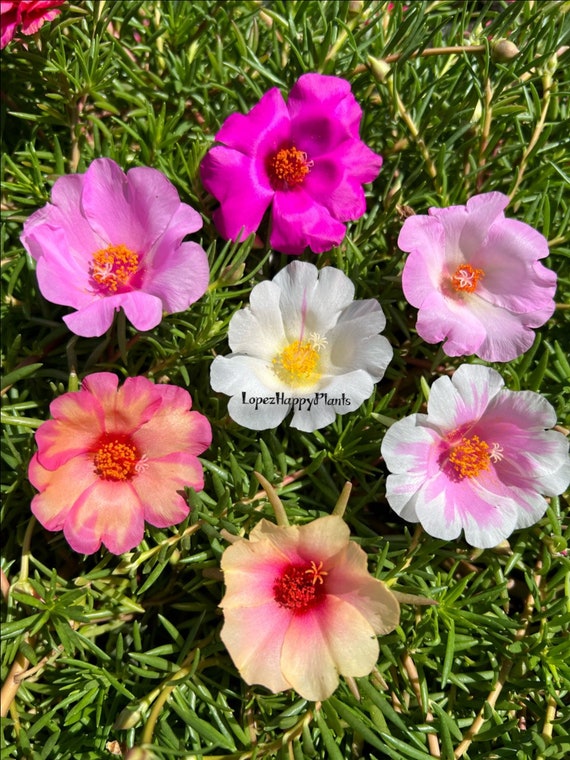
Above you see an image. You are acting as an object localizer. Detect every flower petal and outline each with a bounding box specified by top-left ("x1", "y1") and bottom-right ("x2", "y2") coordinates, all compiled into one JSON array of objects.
[
  {"x1": 221, "y1": 603, "x2": 291, "y2": 693},
  {"x1": 63, "y1": 479, "x2": 145, "y2": 554},
  {"x1": 81, "y1": 159, "x2": 182, "y2": 253},
  {"x1": 202, "y1": 146, "x2": 274, "y2": 242},
  {"x1": 270, "y1": 190, "x2": 346, "y2": 255},
  {"x1": 30, "y1": 454, "x2": 98, "y2": 531}
]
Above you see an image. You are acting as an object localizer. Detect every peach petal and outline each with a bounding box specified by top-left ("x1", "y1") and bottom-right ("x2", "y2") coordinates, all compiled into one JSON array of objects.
[
  {"x1": 220, "y1": 603, "x2": 291, "y2": 693},
  {"x1": 221, "y1": 538, "x2": 289, "y2": 610}
]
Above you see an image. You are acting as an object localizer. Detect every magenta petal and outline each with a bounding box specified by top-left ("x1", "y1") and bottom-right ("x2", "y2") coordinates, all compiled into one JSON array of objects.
[
  {"x1": 270, "y1": 190, "x2": 346, "y2": 255},
  {"x1": 202, "y1": 146, "x2": 274, "y2": 241},
  {"x1": 215, "y1": 87, "x2": 291, "y2": 157}
]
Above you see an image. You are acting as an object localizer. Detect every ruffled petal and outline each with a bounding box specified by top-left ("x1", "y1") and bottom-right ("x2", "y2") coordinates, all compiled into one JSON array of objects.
[
  {"x1": 474, "y1": 219, "x2": 556, "y2": 314},
  {"x1": 427, "y1": 365, "x2": 504, "y2": 430},
  {"x1": 81, "y1": 159, "x2": 182, "y2": 253},
  {"x1": 270, "y1": 190, "x2": 346, "y2": 255},
  {"x1": 201, "y1": 146, "x2": 274, "y2": 241},
  {"x1": 30, "y1": 454, "x2": 98, "y2": 531},
  {"x1": 273, "y1": 261, "x2": 355, "y2": 339},
  {"x1": 215, "y1": 87, "x2": 291, "y2": 158},
  {"x1": 63, "y1": 479, "x2": 145, "y2": 554},
  {"x1": 325, "y1": 543, "x2": 400, "y2": 635},
  {"x1": 414, "y1": 290, "x2": 487, "y2": 357},
  {"x1": 34, "y1": 390, "x2": 105, "y2": 469},
  {"x1": 227, "y1": 281, "x2": 287, "y2": 357},
  {"x1": 145, "y1": 240, "x2": 209, "y2": 314},
  {"x1": 132, "y1": 453, "x2": 201, "y2": 528}
]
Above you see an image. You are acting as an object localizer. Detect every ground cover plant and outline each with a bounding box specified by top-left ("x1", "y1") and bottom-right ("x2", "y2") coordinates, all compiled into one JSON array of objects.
[{"x1": 1, "y1": 1, "x2": 569, "y2": 758}]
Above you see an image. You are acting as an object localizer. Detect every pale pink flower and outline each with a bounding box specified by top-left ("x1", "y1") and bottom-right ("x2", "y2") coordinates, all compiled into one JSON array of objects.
[
  {"x1": 21, "y1": 158, "x2": 209, "y2": 337},
  {"x1": 399, "y1": 192, "x2": 557, "y2": 361},
  {"x1": 28, "y1": 373, "x2": 212, "y2": 554},
  {"x1": 200, "y1": 73, "x2": 382, "y2": 255},
  {"x1": 1, "y1": 1, "x2": 65, "y2": 48},
  {"x1": 220, "y1": 515, "x2": 400, "y2": 701},
  {"x1": 381, "y1": 364, "x2": 570, "y2": 548}
]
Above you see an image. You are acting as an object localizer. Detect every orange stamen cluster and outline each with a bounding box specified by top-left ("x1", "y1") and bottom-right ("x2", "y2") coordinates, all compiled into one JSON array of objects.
[
  {"x1": 90, "y1": 244, "x2": 139, "y2": 292},
  {"x1": 268, "y1": 147, "x2": 312, "y2": 189},
  {"x1": 92, "y1": 434, "x2": 140, "y2": 481},
  {"x1": 273, "y1": 562, "x2": 327, "y2": 613},
  {"x1": 273, "y1": 339, "x2": 321, "y2": 388},
  {"x1": 448, "y1": 435, "x2": 490, "y2": 479},
  {"x1": 451, "y1": 264, "x2": 485, "y2": 293}
]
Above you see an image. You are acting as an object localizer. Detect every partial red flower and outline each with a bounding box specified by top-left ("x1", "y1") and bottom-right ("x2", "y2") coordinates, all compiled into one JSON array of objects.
[{"x1": 1, "y1": 1, "x2": 65, "y2": 48}]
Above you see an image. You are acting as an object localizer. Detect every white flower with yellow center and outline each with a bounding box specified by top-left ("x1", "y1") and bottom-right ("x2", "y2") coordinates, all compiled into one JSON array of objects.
[{"x1": 210, "y1": 261, "x2": 393, "y2": 431}]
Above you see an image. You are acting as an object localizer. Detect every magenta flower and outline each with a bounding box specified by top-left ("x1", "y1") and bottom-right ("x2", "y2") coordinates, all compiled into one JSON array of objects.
[
  {"x1": 28, "y1": 373, "x2": 212, "y2": 554},
  {"x1": 398, "y1": 192, "x2": 557, "y2": 361},
  {"x1": 381, "y1": 364, "x2": 570, "y2": 548},
  {"x1": 21, "y1": 158, "x2": 210, "y2": 337},
  {"x1": 220, "y1": 515, "x2": 400, "y2": 701},
  {"x1": 200, "y1": 73, "x2": 382, "y2": 255},
  {"x1": 1, "y1": 1, "x2": 65, "y2": 48}
]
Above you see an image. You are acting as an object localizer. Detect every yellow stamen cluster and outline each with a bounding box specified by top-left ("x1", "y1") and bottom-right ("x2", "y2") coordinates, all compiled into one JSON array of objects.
[{"x1": 272, "y1": 339, "x2": 321, "y2": 387}]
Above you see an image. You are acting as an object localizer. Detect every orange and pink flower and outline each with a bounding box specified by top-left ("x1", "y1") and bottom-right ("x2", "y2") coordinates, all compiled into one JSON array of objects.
[
  {"x1": 220, "y1": 514, "x2": 400, "y2": 701},
  {"x1": 28, "y1": 373, "x2": 212, "y2": 554}
]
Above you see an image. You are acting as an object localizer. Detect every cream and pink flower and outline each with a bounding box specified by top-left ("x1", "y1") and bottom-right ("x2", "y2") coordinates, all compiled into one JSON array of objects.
[
  {"x1": 381, "y1": 364, "x2": 570, "y2": 548},
  {"x1": 28, "y1": 373, "x2": 212, "y2": 554},
  {"x1": 200, "y1": 73, "x2": 382, "y2": 255},
  {"x1": 398, "y1": 192, "x2": 557, "y2": 361},
  {"x1": 21, "y1": 158, "x2": 209, "y2": 337},
  {"x1": 1, "y1": 1, "x2": 65, "y2": 48},
  {"x1": 220, "y1": 513, "x2": 400, "y2": 701}
]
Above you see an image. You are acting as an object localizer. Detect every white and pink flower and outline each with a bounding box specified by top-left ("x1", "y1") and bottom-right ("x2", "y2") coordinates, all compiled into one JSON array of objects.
[
  {"x1": 381, "y1": 364, "x2": 570, "y2": 548},
  {"x1": 398, "y1": 192, "x2": 557, "y2": 361}
]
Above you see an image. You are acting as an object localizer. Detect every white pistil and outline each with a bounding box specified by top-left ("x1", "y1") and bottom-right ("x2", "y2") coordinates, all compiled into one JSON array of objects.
[{"x1": 489, "y1": 443, "x2": 504, "y2": 463}]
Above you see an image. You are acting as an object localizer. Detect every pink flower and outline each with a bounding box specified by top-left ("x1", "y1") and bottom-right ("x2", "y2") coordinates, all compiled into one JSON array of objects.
[
  {"x1": 28, "y1": 373, "x2": 212, "y2": 554},
  {"x1": 381, "y1": 364, "x2": 570, "y2": 548},
  {"x1": 200, "y1": 73, "x2": 382, "y2": 255},
  {"x1": 220, "y1": 515, "x2": 400, "y2": 701},
  {"x1": 398, "y1": 192, "x2": 557, "y2": 361},
  {"x1": 1, "y1": 1, "x2": 65, "y2": 48},
  {"x1": 21, "y1": 158, "x2": 210, "y2": 337}
]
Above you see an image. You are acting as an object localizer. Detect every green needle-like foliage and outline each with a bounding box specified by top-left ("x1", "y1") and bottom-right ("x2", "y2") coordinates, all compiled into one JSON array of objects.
[{"x1": 1, "y1": 2, "x2": 569, "y2": 759}]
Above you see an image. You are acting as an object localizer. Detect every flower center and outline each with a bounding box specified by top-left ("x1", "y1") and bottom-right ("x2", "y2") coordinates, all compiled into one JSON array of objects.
[
  {"x1": 272, "y1": 339, "x2": 322, "y2": 388},
  {"x1": 451, "y1": 264, "x2": 485, "y2": 293},
  {"x1": 273, "y1": 561, "x2": 328, "y2": 614},
  {"x1": 448, "y1": 434, "x2": 490, "y2": 478},
  {"x1": 267, "y1": 146, "x2": 313, "y2": 189},
  {"x1": 92, "y1": 433, "x2": 141, "y2": 481},
  {"x1": 90, "y1": 244, "x2": 140, "y2": 293}
]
